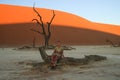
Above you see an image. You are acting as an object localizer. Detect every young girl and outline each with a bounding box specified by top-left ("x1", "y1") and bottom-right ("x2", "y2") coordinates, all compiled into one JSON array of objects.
[{"x1": 51, "y1": 41, "x2": 64, "y2": 69}]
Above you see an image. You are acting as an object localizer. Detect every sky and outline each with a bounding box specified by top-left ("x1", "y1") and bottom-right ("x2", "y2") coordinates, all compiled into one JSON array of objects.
[{"x1": 0, "y1": 0, "x2": 120, "y2": 25}]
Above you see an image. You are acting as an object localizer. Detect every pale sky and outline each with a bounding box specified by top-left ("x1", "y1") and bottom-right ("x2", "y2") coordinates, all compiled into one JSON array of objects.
[{"x1": 0, "y1": 0, "x2": 120, "y2": 25}]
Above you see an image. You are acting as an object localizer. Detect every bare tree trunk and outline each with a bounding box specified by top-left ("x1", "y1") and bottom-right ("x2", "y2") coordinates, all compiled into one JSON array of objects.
[
  {"x1": 32, "y1": 37, "x2": 36, "y2": 48},
  {"x1": 38, "y1": 47, "x2": 107, "y2": 65},
  {"x1": 38, "y1": 47, "x2": 50, "y2": 63},
  {"x1": 45, "y1": 35, "x2": 52, "y2": 48},
  {"x1": 31, "y1": 4, "x2": 55, "y2": 48},
  {"x1": 44, "y1": 36, "x2": 49, "y2": 48}
]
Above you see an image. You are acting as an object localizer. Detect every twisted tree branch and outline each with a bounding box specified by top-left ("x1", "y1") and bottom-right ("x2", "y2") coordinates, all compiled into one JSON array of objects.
[
  {"x1": 32, "y1": 19, "x2": 42, "y2": 26},
  {"x1": 32, "y1": 3, "x2": 56, "y2": 47},
  {"x1": 33, "y1": 4, "x2": 46, "y2": 35},
  {"x1": 47, "y1": 10, "x2": 55, "y2": 38},
  {"x1": 30, "y1": 29, "x2": 44, "y2": 35},
  {"x1": 49, "y1": 10, "x2": 55, "y2": 24}
]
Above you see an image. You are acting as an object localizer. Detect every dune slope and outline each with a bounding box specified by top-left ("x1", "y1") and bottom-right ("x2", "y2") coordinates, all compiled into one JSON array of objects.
[{"x1": 0, "y1": 4, "x2": 120, "y2": 47}]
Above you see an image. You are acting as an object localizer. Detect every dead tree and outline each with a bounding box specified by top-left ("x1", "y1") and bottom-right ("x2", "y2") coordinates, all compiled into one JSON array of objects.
[
  {"x1": 32, "y1": 37, "x2": 36, "y2": 48},
  {"x1": 106, "y1": 39, "x2": 120, "y2": 47},
  {"x1": 106, "y1": 39, "x2": 115, "y2": 46},
  {"x1": 38, "y1": 47, "x2": 107, "y2": 65},
  {"x1": 31, "y1": 4, "x2": 55, "y2": 48},
  {"x1": 29, "y1": 4, "x2": 107, "y2": 67}
]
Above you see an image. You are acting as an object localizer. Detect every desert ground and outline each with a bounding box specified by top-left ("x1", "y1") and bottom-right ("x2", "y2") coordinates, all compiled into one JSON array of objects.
[
  {"x1": 0, "y1": 45, "x2": 120, "y2": 80},
  {"x1": 0, "y1": 4, "x2": 120, "y2": 80}
]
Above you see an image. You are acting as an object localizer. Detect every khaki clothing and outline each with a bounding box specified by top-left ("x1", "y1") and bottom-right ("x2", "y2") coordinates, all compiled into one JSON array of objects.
[
  {"x1": 51, "y1": 46, "x2": 64, "y2": 67},
  {"x1": 53, "y1": 46, "x2": 63, "y2": 57}
]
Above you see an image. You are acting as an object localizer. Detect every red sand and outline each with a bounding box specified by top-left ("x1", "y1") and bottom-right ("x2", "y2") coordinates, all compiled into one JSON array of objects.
[
  {"x1": 0, "y1": 4, "x2": 120, "y2": 35},
  {"x1": 0, "y1": 4, "x2": 120, "y2": 47}
]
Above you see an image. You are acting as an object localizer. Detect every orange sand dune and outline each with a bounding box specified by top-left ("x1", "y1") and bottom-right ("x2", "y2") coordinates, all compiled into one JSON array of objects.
[
  {"x1": 0, "y1": 4, "x2": 120, "y2": 47},
  {"x1": 0, "y1": 4, "x2": 120, "y2": 36},
  {"x1": 0, "y1": 23, "x2": 120, "y2": 47}
]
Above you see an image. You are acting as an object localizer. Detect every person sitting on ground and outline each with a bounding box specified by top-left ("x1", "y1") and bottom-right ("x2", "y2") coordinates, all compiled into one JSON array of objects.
[{"x1": 50, "y1": 41, "x2": 64, "y2": 69}]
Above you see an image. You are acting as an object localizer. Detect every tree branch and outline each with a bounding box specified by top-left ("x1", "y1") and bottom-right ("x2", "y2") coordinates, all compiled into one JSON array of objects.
[
  {"x1": 33, "y1": 4, "x2": 42, "y2": 21},
  {"x1": 49, "y1": 10, "x2": 55, "y2": 24},
  {"x1": 32, "y1": 19, "x2": 42, "y2": 26},
  {"x1": 32, "y1": 3, "x2": 56, "y2": 47},
  {"x1": 33, "y1": 4, "x2": 46, "y2": 35},
  {"x1": 30, "y1": 29, "x2": 44, "y2": 35},
  {"x1": 47, "y1": 10, "x2": 55, "y2": 37}
]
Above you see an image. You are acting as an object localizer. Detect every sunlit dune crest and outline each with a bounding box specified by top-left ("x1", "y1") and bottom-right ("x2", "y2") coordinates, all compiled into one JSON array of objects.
[{"x1": 0, "y1": 4, "x2": 120, "y2": 36}]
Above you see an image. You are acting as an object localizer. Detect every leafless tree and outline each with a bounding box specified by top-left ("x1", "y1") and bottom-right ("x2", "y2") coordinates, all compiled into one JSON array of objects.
[
  {"x1": 32, "y1": 37, "x2": 36, "y2": 48},
  {"x1": 31, "y1": 4, "x2": 55, "y2": 48},
  {"x1": 106, "y1": 39, "x2": 120, "y2": 47},
  {"x1": 30, "y1": 4, "x2": 106, "y2": 66}
]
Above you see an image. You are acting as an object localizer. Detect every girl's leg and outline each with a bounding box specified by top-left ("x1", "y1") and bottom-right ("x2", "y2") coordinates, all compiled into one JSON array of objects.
[{"x1": 51, "y1": 55, "x2": 58, "y2": 67}]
